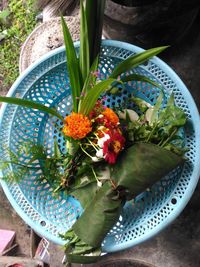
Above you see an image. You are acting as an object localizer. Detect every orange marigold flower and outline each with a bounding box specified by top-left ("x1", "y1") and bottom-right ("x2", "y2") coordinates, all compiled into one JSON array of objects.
[
  {"x1": 102, "y1": 108, "x2": 119, "y2": 126},
  {"x1": 63, "y1": 112, "x2": 92, "y2": 140}
]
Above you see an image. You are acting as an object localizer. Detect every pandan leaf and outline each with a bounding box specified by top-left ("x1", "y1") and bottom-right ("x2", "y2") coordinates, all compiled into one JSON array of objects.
[
  {"x1": 61, "y1": 15, "x2": 82, "y2": 112},
  {"x1": 78, "y1": 55, "x2": 99, "y2": 108},
  {"x1": 111, "y1": 143, "x2": 185, "y2": 199},
  {"x1": 0, "y1": 96, "x2": 63, "y2": 121},
  {"x1": 85, "y1": 0, "x2": 106, "y2": 66},
  {"x1": 79, "y1": 78, "x2": 116, "y2": 115},
  {"x1": 110, "y1": 46, "x2": 169, "y2": 78},
  {"x1": 79, "y1": 0, "x2": 90, "y2": 83},
  {"x1": 121, "y1": 73, "x2": 161, "y2": 88}
]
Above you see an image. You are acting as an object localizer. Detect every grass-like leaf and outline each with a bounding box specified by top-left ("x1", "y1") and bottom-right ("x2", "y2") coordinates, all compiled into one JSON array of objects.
[
  {"x1": 61, "y1": 15, "x2": 82, "y2": 112},
  {"x1": 121, "y1": 73, "x2": 161, "y2": 88},
  {"x1": 110, "y1": 46, "x2": 169, "y2": 78},
  {"x1": 78, "y1": 55, "x2": 99, "y2": 111},
  {"x1": 79, "y1": 78, "x2": 116, "y2": 115},
  {"x1": 85, "y1": 0, "x2": 106, "y2": 66},
  {"x1": 0, "y1": 96, "x2": 63, "y2": 121},
  {"x1": 79, "y1": 0, "x2": 90, "y2": 84}
]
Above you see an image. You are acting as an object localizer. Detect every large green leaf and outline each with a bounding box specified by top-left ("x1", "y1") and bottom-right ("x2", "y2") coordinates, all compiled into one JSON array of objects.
[
  {"x1": 71, "y1": 182, "x2": 98, "y2": 208},
  {"x1": 67, "y1": 253, "x2": 101, "y2": 264},
  {"x1": 111, "y1": 143, "x2": 185, "y2": 199},
  {"x1": 0, "y1": 96, "x2": 63, "y2": 121},
  {"x1": 79, "y1": 78, "x2": 116, "y2": 115},
  {"x1": 110, "y1": 46, "x2": 169, "y2": 78},
  {"x1": 65, "y1": 142, "x2": 184, "y2": 260},
  {"x1": 79, "y1": 0, "x2": 90, "y2": 83},
  {"x1": 61, "y1": 15, "x2": 82, "y2": 112},
  {"x1": 73, "y1": 181, "x2": 123, "y2": 248}
]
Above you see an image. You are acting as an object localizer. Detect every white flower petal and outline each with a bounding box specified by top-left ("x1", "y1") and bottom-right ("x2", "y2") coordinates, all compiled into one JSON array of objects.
[
  {"x1": 96, "y1": 149, "x2": 104, "y2": 158},
  {"x1": 118, "y1": 109, "x2": 139, "y2": 122},
  {"x1": 91, "y1": 156, "x2": 100, "y2": 162}
]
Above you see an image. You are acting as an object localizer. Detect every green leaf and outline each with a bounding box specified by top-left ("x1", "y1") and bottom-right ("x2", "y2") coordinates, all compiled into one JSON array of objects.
[
  {"x1": 110, "y1": 46, "x2": 169, "y2": 78},
  {"x1": 78, "y1": 55, "x2": 99, "y2": 110},
  {"x1": 111, "y1": 143, "x2": 185, "y2": 199},
  {"x1": 121, "y1": 73, "x2": 161, "y2": 88},
  {"x1": 0, "y1": 96, "x2": 63, "y2": 121},
  {"x1": 158, "y1": 95, "x2": 187, "y2": 134},
  {"x1": 80, "y1": 55, "x2": 99, "y2": 95},
  {"x1": 85, "y1": 0, "x2": 106, "y2": 66},
  {"x1": 146, "y1": 91, "x2": 164, "y2": 125},
  {"x1": 79, "y1": 78, "x2": 116, "y2": 115},
  {"x1": 61, "y1": 15, "x2": 82, "y2": 112},
  {"x1": 132, "y1": 96, "x2": 152, "y2": 112},
  {"x1": 0, "y1": 9, "x2": 10, "y2": 25},
  {"x1": 71, "y1": 182, "x2": 97, "y2": 208},
  {"x1": 73, "y1": 181, "x2": 123, "y2": 248},
  {"x1": 67, "y1": 253, "x2": 101, "y2": 264},
  {"x1": 54, "y1": 140, "x2": 62, "y2": 159},
  {"x1": 79, "y1": 0, "x2": 90, "y2": 83}
]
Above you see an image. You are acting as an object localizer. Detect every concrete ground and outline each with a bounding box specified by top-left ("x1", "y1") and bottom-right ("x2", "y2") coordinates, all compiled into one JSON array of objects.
[{"x1": 0, "y1": 10, "x2": 200, "y2": 267}]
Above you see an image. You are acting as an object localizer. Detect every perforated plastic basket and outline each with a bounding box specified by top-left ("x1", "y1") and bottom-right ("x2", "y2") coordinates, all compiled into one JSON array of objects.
[{"x1": 0, "y1": 40, "x2": 200, "y2": 252}]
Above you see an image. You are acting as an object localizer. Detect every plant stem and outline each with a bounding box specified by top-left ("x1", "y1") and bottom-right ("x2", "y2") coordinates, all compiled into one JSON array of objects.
[{"x1": 160, "y1": 128, "x2": 178, "y2": 147}]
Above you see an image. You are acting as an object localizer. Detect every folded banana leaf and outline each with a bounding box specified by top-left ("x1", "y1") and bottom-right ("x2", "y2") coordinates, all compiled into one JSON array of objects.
[
  {"x1": 65, "y1": 142, "x2": 185, "y2": 263},
  {"x1": 73, "y1": 181, "x2": 123, "y2": 248},
  {"x1": 111, "y1": 143, "x2": 185, "y2": 199}
]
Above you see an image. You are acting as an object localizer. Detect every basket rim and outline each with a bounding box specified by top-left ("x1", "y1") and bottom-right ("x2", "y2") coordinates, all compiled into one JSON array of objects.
[{"x1": 0, "y1": 40, "x2": 200, "y2": 250}]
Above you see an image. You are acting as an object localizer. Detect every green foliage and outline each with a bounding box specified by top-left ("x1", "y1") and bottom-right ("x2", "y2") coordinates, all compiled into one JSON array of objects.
[
  {"x1": 0, "y1": 9, "x2": 10, "y2": 26},
  {"x1": 85, "y1": 0, "x2": 106, "y2": 65},
  {"x1": 79, "y1": 78, "x2": 116, "y2": 115},
  {"x1": 63, "y1": 142, "x2": 184, "y2": 263},
  {"x1": 0, "y1": 96, "x2": 64, "y2": 121},
  {"x1": 61, "y1": 15, "x2": 82, "y2": 112},
  {"x1": 125, "y1": 93, "x2": 187, "y2": 155},
  {"x1": 110, "y1": 46, "x2": 169, "y2": 78},
  {"x1": 0, "y1": 142, "x2": 42, "y2": 183},
  {"x1": 0, "y1": 0, "x2": 37, "y2": 86},
  {"x1": 79, "y1": 0, "x2": 90, "y2": 83}
]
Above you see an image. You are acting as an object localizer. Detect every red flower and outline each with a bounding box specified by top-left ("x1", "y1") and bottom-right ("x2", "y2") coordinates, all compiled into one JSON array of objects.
[{"x1": 103, "y1": 130, "x2": 125, "y2": 164}]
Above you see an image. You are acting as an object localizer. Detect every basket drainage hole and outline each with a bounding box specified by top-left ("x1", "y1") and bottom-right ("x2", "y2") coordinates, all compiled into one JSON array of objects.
[
  {"x1": 40, "y1": 220, "x2": 47, "y2": 227},
  {"x1": 171, "y1": 198, "x2": 177, "y2": 205}
]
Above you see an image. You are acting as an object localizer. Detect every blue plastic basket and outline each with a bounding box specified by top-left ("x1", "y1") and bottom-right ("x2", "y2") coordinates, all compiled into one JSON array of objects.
[{"x1": 0, "y1": 40, "x2": 200, "y2": 252}]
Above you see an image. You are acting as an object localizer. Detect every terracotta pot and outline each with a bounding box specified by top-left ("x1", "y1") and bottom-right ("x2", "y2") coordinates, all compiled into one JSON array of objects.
[{"x1": 104, "y1": 0, "x2": 200, "y2": 48}]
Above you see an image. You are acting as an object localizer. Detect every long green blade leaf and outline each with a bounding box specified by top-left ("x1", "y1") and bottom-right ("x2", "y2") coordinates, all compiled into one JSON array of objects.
[
  {"x1": 78, "y1": 55, "x2": 99, "y2": 111},
  {"x1": 110, "y1": 46, "x2": 169, "y2": 78},
  {"x1": 85, "y1": 0, "x2": 105, "y2": 66},
  {"x1": 79, "y1": 78, "x2": 116, "y2": 115},
  {"x1": 79, "y1": 0, "x2": 90, "y2": 83},
  {"x1": 0, "y1": 96, "x2": 63, "y2": 121},
  {"x1": 121, "y1": 73, "x2": 161, "y2": 88},
  {"x1": 61, "y1": 15, "x2": 82, "y2": 112}
]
